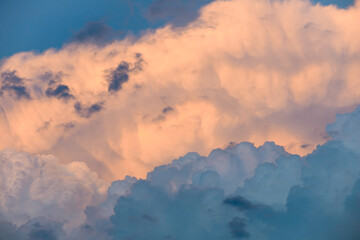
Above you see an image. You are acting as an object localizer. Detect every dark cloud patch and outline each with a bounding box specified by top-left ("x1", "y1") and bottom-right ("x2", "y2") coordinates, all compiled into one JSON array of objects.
[
  {"x1": 0, "y1": 71, "x2": 31, "y2": 100},
  {"x1": 146, "y1": 0, "x2": 214, "y2": 27},
  {"x1": 1, "y1": 70, "x2": 23, "y2": 85},
  {"x1": 223, "y1": 196, "x2": 257, "y2": 211},
  {"x1": 74, "y1": 101, "x2": 103, "y2": 118},
  {"x1": 41, "y1": 72, "x2": 73, "y2": 100},
  {"x1": 28, "y1": 229, "x2": 57, "y2": 240},
  {"x1": 106, "y1": 54, "x2": 144, "y2": 93},
  {"x1": 227, "y1": 217, "x2": 249, "y2": 239},
  {"x1": 142, "y1": 214, "x2": 157, "y2": 222},
  {"x1": 46, "y1": 84, "x2": 73, "y2": 100},
  {"x1": 60, "y1": 122, "x2": 76, "y2": 129},
  {"x1": 107, "y1": 62, "x2": 130, "y2": 92},
  {"x1": 36, "y1": 121, "x2": 51, "y2": 133},
  {"x1": 72, "y1": 21, "x2": 117, "y2": 45},
  {"x1": 0, "y1": 221, "x2": 25, "y2": 240},
  {"x1": 300, "y1": 143, "x2": 311, "y2": 148},
  {"x1": 152, "y1": 115, "x2": 166, "y2": 122},
  {"x1": 1, "y1": 85, "x2": 30, "y2": 99},
  {"x1": 162, "y1": 106, "x2": 174, "y2": 114},
  {"x1": 133, "y1": 53, "x2": 144, "y2": 72},
  {"x1": 19, "y1": 217, "x2": 66, "y2": 240},
  {"x1": 227, "y1": 141, "x2": 238, "y2": 148}
]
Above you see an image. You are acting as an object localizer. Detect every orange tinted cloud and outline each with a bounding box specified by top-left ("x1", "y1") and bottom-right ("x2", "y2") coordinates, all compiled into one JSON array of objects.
[{"x1": 0, "y1": 0, "x2": 360, "y2": 180}]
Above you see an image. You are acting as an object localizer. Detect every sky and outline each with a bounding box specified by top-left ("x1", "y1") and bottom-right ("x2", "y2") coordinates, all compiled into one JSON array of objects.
[{"x1": 1, "y1": 0, "x2": 360, "y2": 239}]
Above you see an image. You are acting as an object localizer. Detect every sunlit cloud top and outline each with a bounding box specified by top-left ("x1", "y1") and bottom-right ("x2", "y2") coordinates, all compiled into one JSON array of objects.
[{"x1": 1, "y1": 0, "x2": 360, "y2": 180}]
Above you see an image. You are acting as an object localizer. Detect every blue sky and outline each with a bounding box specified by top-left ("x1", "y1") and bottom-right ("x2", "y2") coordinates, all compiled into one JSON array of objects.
[{"x1": 0, "y1": 0, "x2": 354, "y2": 58}]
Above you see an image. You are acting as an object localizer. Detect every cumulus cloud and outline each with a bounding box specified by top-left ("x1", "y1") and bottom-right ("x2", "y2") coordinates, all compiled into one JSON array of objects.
[
  {"x1": 1, "y1": 93, "x2": 360, "y2": 240},
  {"x1": 71, "y1": 101, "x2": 360, "y2": 240},
  {"x1": 1, "y1": 0, "x2": 360, "y2": 183},
  {"x1": 0, "y1": 150, "x2": 108, "y2": 230},
  {"x1": 2, "y1": 0, "x2": 360, "y2": 239}
]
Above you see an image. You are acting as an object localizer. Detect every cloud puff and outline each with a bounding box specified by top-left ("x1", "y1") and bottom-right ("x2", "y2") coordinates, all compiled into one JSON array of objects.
[
  {"x1": 147, "y1": 141, "x2": 288, "y2": 194},
  {"x1": 0, "y1": 149, "x2": 108, "y2": 230},
  {"x1": 1, "y1": 0, "x2": 360, "y2": 183}
]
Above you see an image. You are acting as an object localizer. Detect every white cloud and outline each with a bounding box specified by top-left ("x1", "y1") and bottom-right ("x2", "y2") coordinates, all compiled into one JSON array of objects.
[{"x1": 0, "y1": 149, "x2": 108, "y2": 230}]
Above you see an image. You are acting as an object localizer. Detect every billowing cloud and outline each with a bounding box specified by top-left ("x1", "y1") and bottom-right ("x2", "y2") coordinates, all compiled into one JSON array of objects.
[
  {"x1": 0, "y1": 149, "x2": 108, "y2": 231},
  {"x1": 1, "y1": 0, "x2": 360, "y2": 183},
  {"x1": 1, "y1": 93, "x2": 360, "y2": 239},
  {"x1": 44, "y1": 104, "x2": 357, "y2": 240},
  {"x1": 2, "y1": 0, "x2": 360, "y2": 239}
]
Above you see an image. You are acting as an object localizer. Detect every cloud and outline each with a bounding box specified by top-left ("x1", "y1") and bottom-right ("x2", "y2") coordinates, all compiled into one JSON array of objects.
[
  {"x1": 0, "y1": 149, "x2": 108, "y2": 230},
  {"x1": 0, "y1": 221, "x2": 25, "y2": 240},
  {"x1": 106, "y1": 62, "x2": 130, "y2": 92},
  {"x1": 46, "y1": 84, "x2": 73, "y2": 100},
  {"x1": 74, "y1": 102, "x2": 103, "y2": 118},
  {"x1": 0, "y1": 71, "x2": 31, "y2": 100},
  {"x1": 79, "y1": 104, "x2": 360, "y2": 240},
  {"x1": 1, "y1": 0, "x2": 360, "y2": 183},
  {"x1": 2, "y1": 0, "x2": 360, "y2": 238},
  {"x1": 147, "y1": 142, "x2": 287, "y2": 194},
  {"x1": 109, "y1": 181, "x2": 237, "y2": 240},
  {"x1": 71, "y1": 22, "x2": 116, "y2": 45},
  {"x1": 235, "y1": 154, "x2": 303, "y2": 207},
  {"x1": 1, "y1": 96, "x2": 360, "y2": 240},
  {"x1": 146, "y1": 0, "x2": 214, "y2": 26},
  {"x1": 227, "y1": 217, "x2": 249, "y2": 239},
  {"x1": 19, "y1": 217, "x2": 66, "y2": 240}
]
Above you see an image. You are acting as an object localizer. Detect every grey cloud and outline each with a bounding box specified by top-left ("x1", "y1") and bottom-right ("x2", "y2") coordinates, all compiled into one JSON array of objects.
[
  {"x1": 0, "y1": 71, "x2": 31, "y2": 100},
  {"x1": 107, "y1": 62, "x2": 130, "y2": 92},
  {"x1": 110, "y1": 181, "x2": 237, "y2": 240},
  {"x1": 152, "y1": 114, "x2": 166, "y2": 122},
  {"x1": 41, "y1": 72, "x2": 74, "y2": 100},
  {"x1": 223, "y1": 196, "x2": 258, "y2": 211},
  {"x1": 146, "y1": 0, "x2": 214, "y2": 27},
  {"x1": 162, "y1": 106, "x2": 174, "y2": 114},
  {"x1": 19, "y1": 217, "x2": 66, "y2": 240},
  {"x1": 227, "y1": 217, "x2": 249, "y2": 239},
  {"x1": 72, "y1": 22, "x2": 117, "y2": 45},
  {"x1": 106, "y1": 55, "x2": 143, "y2": 93},
  {"x1": 0, "y1": 221, "x2": 26, "y2": 240},
  {"x1": 3, "y1": 106, "x2": 360, "y2": 240},
  {"x1": 46, "y1": 84, "x2": 73, "y2": 100},
  {"x1": 74, "y1": 101, "x2": 103, "y2": 118}
]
